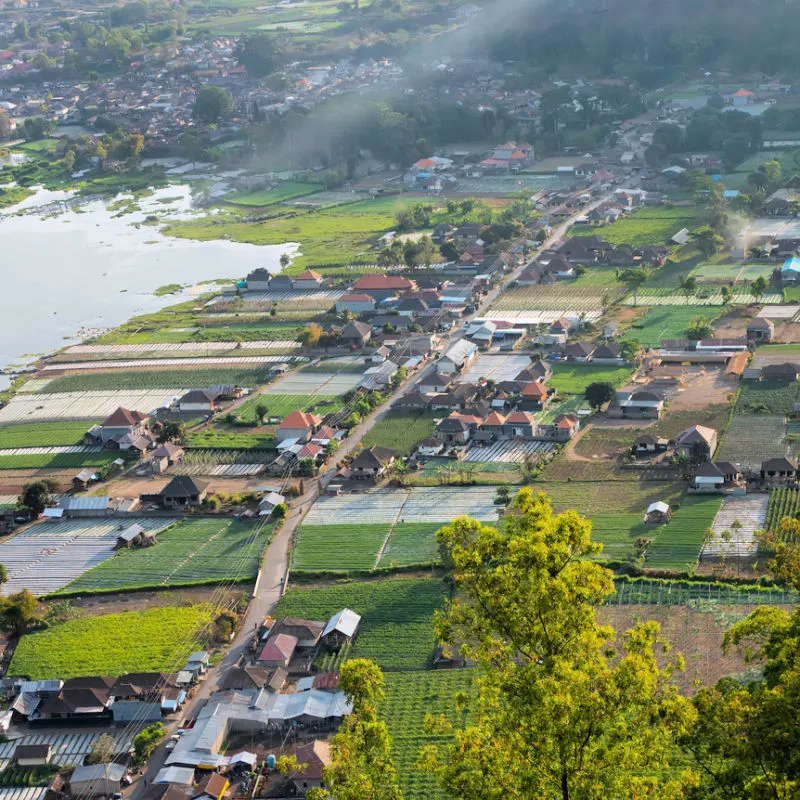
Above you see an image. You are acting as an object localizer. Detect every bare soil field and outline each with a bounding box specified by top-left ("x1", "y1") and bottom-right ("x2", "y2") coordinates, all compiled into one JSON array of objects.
[
  {"x1": 713, "y1": 306, "x2": 754, "y2": 337},
  {"x1": 599, "y1": 603, "x2": 778, "y2": 693},
  {"x1": 68, "y1": 586, "x2": 249, "y2": 617}
]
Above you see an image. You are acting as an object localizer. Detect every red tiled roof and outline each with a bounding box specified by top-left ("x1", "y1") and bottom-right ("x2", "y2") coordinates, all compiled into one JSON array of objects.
[
  {"x1": 279, "y1": 410, "x2": 322, "y2": 429},
  {"x1": 506, "y1": 411, "x2": 535, "y2": 424},
  {"x1": 483, "y1": 411, "x2": 506, "y2": 426},
  {"x1": 102, "y1": 407, "x2": 148, "y2": 427},
  {"x1": 296, "y1": 269, "x2": 322, "y2": 281},
  {"x1": 339, "y1": 293, "x2": 374, "y2": 303},
  {"x1": 353, "y1": 275, "x2": 416, "y2": 291},
  {"x1": 521, "y1": 382, "x2": 548, "y2": 398}
]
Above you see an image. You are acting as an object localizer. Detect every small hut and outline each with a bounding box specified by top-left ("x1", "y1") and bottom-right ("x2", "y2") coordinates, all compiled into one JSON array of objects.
[{"x1": 645, "y1": 501, "x2": 672, "y2": 524}]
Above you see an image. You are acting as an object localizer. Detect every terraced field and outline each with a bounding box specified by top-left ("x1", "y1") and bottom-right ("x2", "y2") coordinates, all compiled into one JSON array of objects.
[
  {"x1": 623, "y1": 288, "x2": 782, "y2": 306},
  {"x1": 491, "y1": 285, "x2": 615, "y2": 312},
  {"x1": 59, "y1": 518, "x2": 273, "y2": 594}
]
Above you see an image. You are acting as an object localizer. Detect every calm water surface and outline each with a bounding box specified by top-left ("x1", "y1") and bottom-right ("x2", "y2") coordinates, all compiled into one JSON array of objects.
[{"x1": 0, "y1": 186, "x2": 294, "y2": 370}]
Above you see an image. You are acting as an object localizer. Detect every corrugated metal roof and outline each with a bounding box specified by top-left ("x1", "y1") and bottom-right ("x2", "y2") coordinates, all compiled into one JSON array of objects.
[
  {"x1": 58, "y1": 497, "x2": 110, "y2": 511},
  {"x1": 323, "y1": 608, "x2": 361, "y2": 639}
]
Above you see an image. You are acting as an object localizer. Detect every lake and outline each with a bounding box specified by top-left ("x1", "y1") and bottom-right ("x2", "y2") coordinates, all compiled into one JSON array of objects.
[{"x1": 0, "y1": 186, "x2": 295, "y2": 371}]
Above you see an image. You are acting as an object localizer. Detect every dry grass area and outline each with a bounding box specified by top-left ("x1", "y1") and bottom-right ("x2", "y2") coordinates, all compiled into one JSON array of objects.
[
  {"x1": 774, "y1": 320, "x2": 800, "y2": 342},
  {"x1": 0, "y1": 468, "x2": 75, "y2": 493},
  {"x1": 713, "y1": 306, "x2": 755, "y2": 338},
  {"x1": 600, "y1": 604, "x2": 777, "y2": 693}
]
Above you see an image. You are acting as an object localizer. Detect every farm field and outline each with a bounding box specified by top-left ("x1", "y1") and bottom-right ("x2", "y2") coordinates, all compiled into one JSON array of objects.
[
  {"x1": 98, "y1": 322, "x2": 304, "y2": 346},
  {"x1": 9, "y1": 604, "x2": 214, "y2": 679},
  {"x1": 629, "y1": 306, "x2": 722, "y2": 348},
  {"x1": 701, "y1": 494, "x2": 768, "y2": 558},
  {"x1": 40, "y1": 367, "x2": 275, "y2": 393},
  {"x1": 0, "y1": 451, "x2": 119, "y2": 470},
  {"x1": 59, "y1": 518, "x2": 273, "y2": 594},
  {"x1": 0, "y1": 422, "x2": 96, "y2": 449},
  {"x1": 540, "y1": 480, "x2": 687, "y2": 563},
  {"x1": 736, "y1": 380, "x2": 800, "y2": 414},
  {"x1": 41, "y1": 356, "x2": 292, "y2": 373},
  {"x1": 715, "y1": 415, "x2": 793, "y2": 472},
  {"x1": 0, "y1": 391, "x2": 180, "y2": 423},
  {"x1": 572, "y1": 206, "x2": 702, "y2": 246},
  {"x1": 490, "y1": 284, "x2": 614, "y2": 312},
  {"x1": 549, "y1": 363, "x2": 633, "y2": 394},
  {"x1": 462, "y1": 439, "x2": 557, "y2": 464},
  {"x1": 184, "y1": 430, "x2": 277, "y2": 450},
  {"x1": 235, "y1": 392, "x2": 344, "y2": 424},
  {"x1": 276, "y1": 578, "x2": 448, "y2": 670},
  {"x1": 645, "y1": 496, "x2": 724, "y2": 571},
  {"x1": 260, "y1": 369, "x2": 364, "y2": 396},
  {"x1": 302, "y1": 487, "x2": 500, "y2": 526},
  {"x1": 610, "y1": 577, "x2": 797, "y2": 606},
  {"x1": 360, "y1": 411, "x2": 438, "y2": 456},
  {"x1": 765, "y1": 487, "x2": 800, "y2": 533},
  {"x1": 623, "y1": 288, "x2": 782, "y2": 306},
  {"x1": 0, "y1": 732, "x2": 134, "y2": 773},
  {"x1": 163, "y1": 199, "x2": 401, "y2": 271},
  {"x1": 693, "y1": 262, "x2": 773, "y2": 282},
  {"x1": 224, "y1": 182, "x2": 322, "y2": 207},
  {"x1": 0, "y1": 517, "x2": 174, "y2": 596},
  {"x1": 293, "y1": 520, "x2": 443, "y2": 572},
  {"x1": 383, "y1": 670, "x2": 473, "y2": 800}
]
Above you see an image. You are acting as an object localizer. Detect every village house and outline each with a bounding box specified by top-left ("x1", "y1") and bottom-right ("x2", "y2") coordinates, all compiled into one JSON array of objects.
[
  {"x1": 614, "y1": 390, "x2": 665, "y2": 419},
  {"x1": 258, "y1": 634, "x2": 298, "y2": 669},
  {"x1": 92, "y1": 407, "x2": 150, "y2": 445},
  {"x1": 321, "y1": 608, "x2": 361, "y2": 649},
  {"x1": 591, "y1": 342, "x2": 623, "y2": 363},
  {"x1": 416, "y1": 437, "x2": 444, "y2": 457},
  {"x1": 634, "y1": 434, "x2": 669, "y2": 456},
  {"x1": 335, "y1": 294, "x2": 376, "y2": 315},
  {"x1": 517, "y1": 360, "x2": 552, "y2": 383},
  {"x1": 520, "y1": 381, "x2": 551, "y2": 411},
  {"x1": 761, "y1": 457, "x2": 800, "y2": 486},
  {"x1": 292, "y1": 269, "x2": 324, "y2": 290},
  {"x1": 504, "y1": 411, "x2": 537, "y2": 438},
  {"x1": 245, "y1": 268, "x2": 272, "y2": 291},
  {"x1": 439, "y1": 340, "x2": 479, "y2": 375},
  {"x1": 746, "y1": 317, "x2": 775, "y2": 342},
  {"x1": 272, "y1": 618, "x2": 324, "y2": 650},
  {"x1": 693, "y1": 461, "x2": 744, "y2": 492},
  {"x1": 351, "y1": 275, "x2": 417, "y2": 301},
  {"x1": 14, "y1": 744, "x2": 51, "y2": 767},
  {"x1": 178, "y1": 390, "x2": 218, "y2": 414},
  {"x1": 268, "y1": 274, "x2": 294, "y2": 291},
  {"x1": 291, "y1": 740, "x2": 331, "y2": 796},
  {"x1": 70, "y1": 764, "x2": 128, "y2": 798},
  {"x1": 563, "y1": 341, "x2": 594, "y2": 362},
  {"x1": 35, "y1": 676, "x2": 114, "y2": 723},
  {"x1": 761, "y1": 363, "x2": 800, "y2": 381},
  {"x1": 150, "y1": 443, "x2": 185, "y2": 474},
  {"x1": 645, "y1": 501, "x2": 672, "y2": 524},
  {"x1": 674, "y1": 425, "x2": 718, "y2": 461},
  {"x1": 194, "y1": 773, "x2": 229, "y2": 800},
  {"x1": 547, "y1": 414, "x2": 581, "y2": 441},
  {"x1": 155, "y1": 477, "x2": 209, "y2": 509},
  {"x1": 340, "y1": 321, "x2": 372, "y2": 348},
  {"x1": 435, "y1": 415, "x2": 472, "y2": 445},
  {"x1": 276, "y1": 411, "x2": 322, "y2": 443},
  {"x1": 349, "y1": 446, "x2": 396, "y2": 481}
]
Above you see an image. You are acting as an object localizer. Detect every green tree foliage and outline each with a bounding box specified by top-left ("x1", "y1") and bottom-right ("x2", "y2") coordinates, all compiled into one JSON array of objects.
[
  {"x1": 235, "y1": 33, "x2": 286, "y2": 77},
  {"x1": 422, "y1": 489, "x2": 692, "y2": 800},
  {"x1": 617, "y1": 267, "x2": 649, "y2": 306},
  {"x1": 19, "y1": 480, "x2": 58, "y2": 516},
  {"x1": 678, "y1": 273, "x2": 699, "y2": 303},
  {"x1": 86, "y1": 734, "x2": 116, "y2": 765},
  {"x1": 133, "y1": 722, "x2": 165, "y2": 763},
  {"x1": 193, "y1": 86, "x2": 234, "y2": 124},
  {"x1": 0, "y1": 590, "x2": 39, "y2": 638},
  {"x1": 751, "y1": 275, "x2": 769, "y2": 301},
  {"x1": 22, "y1": 117, "x2": 56, "y2": 141},
  {"x1": 685, "y1": 316, "x2": 714, "y2": 341},
  {"x1": 307, "y1": 659, "x2": 403, "y2": 800},
  {"x1": 584, "y1": 380, "x2": 615, "y2": 410}
]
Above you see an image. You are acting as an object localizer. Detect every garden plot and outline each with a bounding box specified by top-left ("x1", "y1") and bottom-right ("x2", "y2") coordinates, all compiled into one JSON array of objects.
[
  {"x1": 761, "y1": 305, "x2": 800, "y2": 320},
  {"x1": 0, "y1": 446, "x2": 101, "y2": 457},
  {"x1": 701, "y1": 494, "x2": 769, "y2": 559},
  {"x1": 261, "y1": 371, "x2": 363, "y2": 396},
  {"x1": 303, "y1": 487, "x2": 500, "y2": 526},
  {"x1": 459, "y1": 353, "x2": 533, "y2": 384},
  {"x1": 716, "y1": 415, "x2": 793, "y2": 472},
  {"x1": 64, "y1": 341, "x2": 301, "y2": 356},
  {"x1": 42, "y1": 355, "x2": 295, "y2": 372},
  {"x1": 0, "y1": 517, "x2": 173, "y2": 595},
  {"x1": 463, "y1": 440, "x2": 557, "y2": 464},
  {"x1": 224, "y1": 288, "x2": 345, "y2": 305},
  {"x1": 0, "y1": 732, "x2": 133, "y2": 772},
  {"x1": 742, "y1": 217, "x2": 800, "y2": 239},
  {"x1": 0, "y1": 391, "x2": 179, "y2": 423},
  {"x1": 491, "y1": 285, "x2": 612, "y2": 312},
  {"x1": 0, "y1": 789, "x2": 45, "y2": 800},
  {"x1": 622, "y1": 288, "x2": 782, "y2": 306},
  {"x1": 481, "y1": 310, "x2": 602, "y2": 325},
  {"x1": 751, "y1": 347, "x2": 800, "y2": 368},
  {"x1": 171, "y1": 462, "x2": 266, "y2": 477}
]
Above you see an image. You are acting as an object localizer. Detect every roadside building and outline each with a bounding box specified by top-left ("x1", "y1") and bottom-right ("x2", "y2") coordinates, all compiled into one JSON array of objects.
[
  {"x1": 350, "y1": 446, "x2": 396, "y2": 481},
  {"x1": 155, "y1": 477, "x2": 209, "y2": 509},
  {"x1": 70, "y1": 764, "x2": 127, "y2": 798}
]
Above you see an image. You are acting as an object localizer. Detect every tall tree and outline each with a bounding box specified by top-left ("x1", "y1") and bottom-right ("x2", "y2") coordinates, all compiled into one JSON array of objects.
[
  {"x1": 20, "y1": 480, "x2": 57, "y2": 516},
  {"x1": 422, "y1": 489, "x2": 692, "y2": 800},
  {"x1": 617, "y1": 267, "x2": 649, "y2": 306},
  {"x1": 235, "y1": 32, "x2": 286, "y2": 77},
  {"x1": 304, "y1": 659, "x2": 403, "y2": 800},
  {"x1": 193, "y1": 86, "x2": 234, "y2": 124},
  {"x1": 678, "y1": 272, "x2": 698, "y2": 304}
]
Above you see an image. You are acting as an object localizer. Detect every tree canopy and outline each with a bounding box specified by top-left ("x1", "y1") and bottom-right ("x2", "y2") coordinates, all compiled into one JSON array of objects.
[
  {"x1": 194, "y1": 86, "x2": 234, "y2": 124},
  {"x1": 235, "y1": 33, "x2": 286, "y2": 77},
  {"x1": 422, "y1": 488, "x2": 693, "y2": 800}
]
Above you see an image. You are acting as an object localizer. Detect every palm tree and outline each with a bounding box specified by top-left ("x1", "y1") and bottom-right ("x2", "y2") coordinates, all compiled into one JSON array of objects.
[{"x1": 678, "y1": 273, "x2": 698, "y2": 305}]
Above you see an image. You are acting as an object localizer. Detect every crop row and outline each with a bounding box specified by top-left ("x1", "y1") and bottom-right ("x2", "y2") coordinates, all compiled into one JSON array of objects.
[
  {"x1": 276, "y1": 578, "x2": 448, "y2": 670},
  {"x1": 0, "y1": 422, "x2": 96, "y2": 449},
  {"x1": 491, "y1": 285, "x2": 612, "y2": 312},
  {"x1": 622, "y1": 288, "x2": 783, "y2": 306},
  {"x1": 59, "y1": 519, "x2": 271, "y2": 594},
  {"x1": 184, "y1": 430, "x2": 277, "y2": 450},
  {"x1": 0, "y1": 451, "x2": 119, "y2": 470},
  {"x1": 645, "y1": 496, "x2": 723, "y2": 571},
  {"x1": 765, "y1": 488, "x2": 800, "y2": 533}
]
